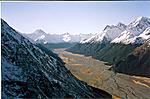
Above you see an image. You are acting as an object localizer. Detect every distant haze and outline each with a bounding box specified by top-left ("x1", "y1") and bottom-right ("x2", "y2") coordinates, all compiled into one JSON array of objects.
[{"x1": 1, "y1": 2, "x2": 150, "y2": 35}]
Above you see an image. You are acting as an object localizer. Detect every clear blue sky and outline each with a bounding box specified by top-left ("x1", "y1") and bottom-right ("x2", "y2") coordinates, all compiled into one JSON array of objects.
[{"x1": 1, "y1": 2, "x2": 150, "y2": 34}]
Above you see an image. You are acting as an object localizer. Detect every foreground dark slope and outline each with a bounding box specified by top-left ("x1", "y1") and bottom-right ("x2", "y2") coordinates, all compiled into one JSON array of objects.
[
  {"x1": 1, "y1": 19, "x2": 112, "y2": 98},
  {"x1": 114, "y1": 42, "x2": 150, "y2": 77}
]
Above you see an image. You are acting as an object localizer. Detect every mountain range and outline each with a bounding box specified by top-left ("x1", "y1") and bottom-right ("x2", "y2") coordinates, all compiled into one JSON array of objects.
[
  {"x1": 80, "y1": 22, "x2": 127, "y2": 44},
  {"x1": 67, "y1": 16, "x2": 150, "y2": 77},
  {"x1": 112, "y1": 17, "x2": 150, "y2": 44},
  {"x1": 1, "y1": 19, "x2": 112, "y2": 98},
  {"x1": 80, "y1": 16, "x2": 150, "y2": 45},
  {"x1": 23, "y1": 29, "x2": 94, "y2": 44}
]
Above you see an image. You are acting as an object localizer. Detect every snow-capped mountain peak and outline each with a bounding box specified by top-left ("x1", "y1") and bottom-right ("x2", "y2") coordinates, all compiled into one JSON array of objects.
[
  {"x1": 80, "y1": 22, "x2": 126, "y2": 44},
  {"x1": 24, "y1": 30, "x2": 93, "y2": 43},
  {"x1": 26, "y1": 29, "x2": 48, "y2": 43},
  {"x1": 62, "y1": 32, "x2": 71, "y2": 42},
  {"x1": 117, "y1": 22, "x2": 127, "y2": 29},
  {"x1": 129, "y1": 17, "x2": 150, "y2": 28},
  {"x1": 103, "y1": 25, "x2": 112, "y2": 31},
  {"x1": 112, "y1": 17, "x2": 150, "y2": 44},
  {"x1": 33, "y1": 29, "x2": 47, "y2": 35}
]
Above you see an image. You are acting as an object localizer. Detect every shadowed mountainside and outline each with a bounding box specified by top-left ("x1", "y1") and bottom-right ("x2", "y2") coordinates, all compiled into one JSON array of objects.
[
  {"x1": 67, "y1": 43, "x2": 139, "y2": 65},
  {"x1": 114, "y1": 42, "x2": 150, "y2": 77}
]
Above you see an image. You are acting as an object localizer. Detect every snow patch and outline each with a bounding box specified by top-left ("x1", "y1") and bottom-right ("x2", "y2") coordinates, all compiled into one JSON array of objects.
[
  {"x1": 44, "y1": 41, "x2": 48, "y2": 44},
  {"x1": 35, "y1": 35, "x2": 45, "y2": 41},
  {"x1": 62, "y1": 33, "x2": 71, "y2": 42}
]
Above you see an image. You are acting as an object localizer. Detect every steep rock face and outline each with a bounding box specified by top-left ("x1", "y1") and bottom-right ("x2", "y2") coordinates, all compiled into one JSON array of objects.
[
  {"x1": 1, "y1": 19, "x2": 112, "y2": 98},
  {"x1": 114, "y1": 41, "x2": 150, "y2": 77}
]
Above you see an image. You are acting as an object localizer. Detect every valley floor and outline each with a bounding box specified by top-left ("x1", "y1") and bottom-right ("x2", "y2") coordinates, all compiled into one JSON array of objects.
[{"x1": 54, "y1": 48, "x2": 150, "y2": 99}]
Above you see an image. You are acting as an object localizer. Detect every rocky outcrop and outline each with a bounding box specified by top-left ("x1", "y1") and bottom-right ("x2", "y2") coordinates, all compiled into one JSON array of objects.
[{"x1": 1, "y1": 19, "x2": 112, "y2": 98}]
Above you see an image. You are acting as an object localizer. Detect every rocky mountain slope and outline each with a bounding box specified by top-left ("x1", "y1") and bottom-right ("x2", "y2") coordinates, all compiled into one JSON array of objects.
[
  {"x1": 24, "y1": 29, "x2": 93, "y2": 44},
  {"x1": 1, "y1": 19, "x2": 112, "y2": 98}
]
